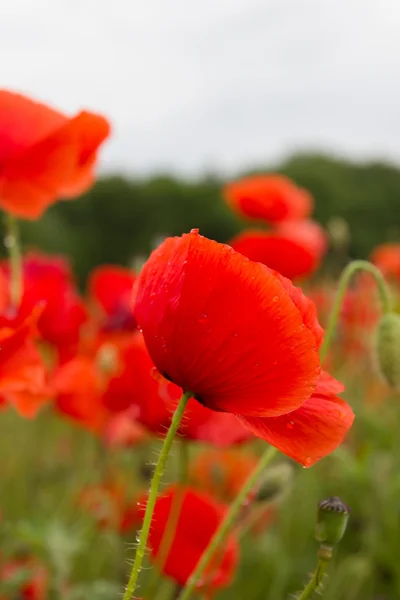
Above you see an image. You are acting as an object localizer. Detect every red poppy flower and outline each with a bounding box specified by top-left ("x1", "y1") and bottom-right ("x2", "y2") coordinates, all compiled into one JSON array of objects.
[
  {"x1": 134, "y1": 231, "x2": 354, "y2": 465},
  {"x1": 143, "y1": 485, "x2": 239, "y2": 588},
  {"x1": 1, "y1": 252, "x2": 87, "y2": 356},
  {"x1": 53, "y1": 356, "x2": 108, "y2": 432},
  {"x1": 88, "y1": 265, "x2": 137, "y2": 333},
  {"x1": 191, "y1": 449, "x2": 259, "y2": 502},
  {"x1": 0, "y1": 559, "x2": 48, "y2": 600},
  {"x1": 223, "y1": 174, "x2": 313, "y2": 224},
  {"x1": 230, "y1": 221, "x2": 328, "y2": 280},
  {"x1": 370, "y1": 243, "x2": 400, "y2": 280},
  {"x1": 0, "y1": 310, "x2": 51, "y2": 417},
  {"x1": 0, "y1": 90, "x2": 110, "y2": 219},
  {"x1": 102, "y1": 333, "x2": 173, "y2": 433}
]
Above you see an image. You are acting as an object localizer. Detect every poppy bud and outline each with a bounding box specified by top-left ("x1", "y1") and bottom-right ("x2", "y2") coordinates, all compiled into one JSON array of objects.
[
  {"x1": 375, "y1": 313, "x2": 400, "y2": 390},
  {"x1": 314, "y1": 496, "x2": 349, "y2": 547}
]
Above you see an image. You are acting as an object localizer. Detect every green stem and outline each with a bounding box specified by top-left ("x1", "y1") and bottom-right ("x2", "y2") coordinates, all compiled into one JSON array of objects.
[
  {"x1": 142, "y1": 442, "x2": 190, "y2": 599},
  {"x1": 298, "y1": 557, "x2": 329, "y2": 600},
  {"x1": 177, "y1": 446, "x2": 278, "y2": 600},
  {"x1": 4, "y1": 214, "x2": 23, "y2": 307},
  {"x1": 123, "y1": 391, "x2": 192, "y2": 600},
  {"x1": 320, "y1": 260, "x2": 392, "y2": 362}
]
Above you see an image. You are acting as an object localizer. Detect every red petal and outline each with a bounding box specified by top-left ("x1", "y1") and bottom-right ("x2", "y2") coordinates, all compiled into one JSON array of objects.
[
  {"x1": 134, "y1": 231, "x2": 321, "y2": 418},
  {"x1": 237, "y1": 374, "x2": 354, "y2": 466},
  {"x1": 58, "y1": 111, "x2": 111, "y2": 198},
  {"x1": 223, "y1": 175, "x2": 313, "y2": 223},
  {"x1": 231, "y1": 222, "x2": 327, "y2": 280},
  {"x1": 0, "y1": 90, "x2": 66, "y2": 163},
  {"x1": 89, "y1": 265, "x2": 136, "y2": 316}
]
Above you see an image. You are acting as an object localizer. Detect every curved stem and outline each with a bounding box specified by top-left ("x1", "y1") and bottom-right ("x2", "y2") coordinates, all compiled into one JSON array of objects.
[
  {"x1": 177, "y1": 446, "x2": 278, "y2": 600},
  {"x1": 298, "y1": 557, "x2": 329, "y2": 600},
  {"x1": 320, "y1": 260, "x2": 392, "y2": 362},
  {"x1": 123, "y1": 391, "x2": 192, "y2": 600},
  {"x1": 4, "y1": 214, "x2": 23, "y2": 307},
  {"x1": 142, "y1": 441, "x2": 190, "y2": 599}
]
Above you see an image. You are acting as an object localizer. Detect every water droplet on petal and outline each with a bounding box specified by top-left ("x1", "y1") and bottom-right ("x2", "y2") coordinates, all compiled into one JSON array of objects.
[
  {"x1": 254, "y1": 362, "x2": 260, "y2": 368},
  {"x1": 198, "y1": 313, "x2": 208, "y2": 324},
  {"x1": 272, "y1": 295, "x2": 279, "y2": 303},
  {"x1": 232, "y1": 332, "x2": 239, "y2": 338},
  {"x1": 162, "y1": 344, "x2": 169, "y2": 353},
  {"x1": 286, "y1": 420, "x2": 295, "y2": 430}
]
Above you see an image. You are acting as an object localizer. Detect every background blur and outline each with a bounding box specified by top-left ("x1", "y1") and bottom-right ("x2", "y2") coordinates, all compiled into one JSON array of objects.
[{"x1": 3, "y1": 0, "x2": 400, "y2": 278}]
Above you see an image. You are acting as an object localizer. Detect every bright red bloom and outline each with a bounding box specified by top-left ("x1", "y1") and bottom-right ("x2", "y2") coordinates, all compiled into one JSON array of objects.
[
  {"x1": 0, "y1": 559, "x2": 48, "y2": 600},
  {"x1": 134, "y1": 231, "x2": 354, "y2": 465},
  {"x1": 0, "y1": 90, "x2": 110, "y2": 219},
  {"x1": 230, "y1": 221, "x2": 328, "y2": 280},
  {"x1": 0, "y1": 311, "x2": 50, "y2": 417},
  {"x1": 224, "y1": 174, "x2": 313, "y2": 224},
  {"x1": 191, "y1": 449, "x2": 259, "y2": 502},
  {"x1": 88, "y1": 265, "x2": 137, "y2": 333},
  {"x1": 370, "y1": 243, "x2": 400, "y2": 280},
  {"x1": 1, "y1": 252, "x2": 87, "y2": 356},
  {"x1": 143, "y1": 485, "x2": 239, "y2": 588}
]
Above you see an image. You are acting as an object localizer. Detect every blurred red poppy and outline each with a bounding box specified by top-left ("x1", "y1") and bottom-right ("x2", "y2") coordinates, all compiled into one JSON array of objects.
[
  {"x1": 0, "y1": 558, "x2": 48, "y2": 599},
  {"x1": 53, "y1": 355, "x2": 108, "y2": 432},
  {"x1": 223, "y1": 174, "x2": 313, "y2": 223},
  {"x1": 1, "y1": 252, "x2": 87, "y2": 357},
  {"x1": 0, "y1": 310, "x2": 51, "y2": 417},
  {"x1": 230, "y1": 221, "x2": 328, "y2": 280},
  {"x1": 143, "y1": 485, "x2": 239, "y2": 588},
  {"x1": 370, "y1": 243, "x2": 400, "y2": 280},
  {"x1": 102, "y1": 333, "x2": 173, "y2": 433},
  {"x1": 134, "y1": 231, "x2": 354, "y2": 465},
  {"x1": 88, "y1": 265, "x2": 137, "y2": 333},
  {"x1": 0, "y1": 90, "x2": 110, "y2": 219}
]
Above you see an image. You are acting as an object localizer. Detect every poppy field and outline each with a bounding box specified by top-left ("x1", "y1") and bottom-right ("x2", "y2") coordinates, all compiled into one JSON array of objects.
[{"x1": 1, "y1": 90, "x2": 400, "y2": 600}]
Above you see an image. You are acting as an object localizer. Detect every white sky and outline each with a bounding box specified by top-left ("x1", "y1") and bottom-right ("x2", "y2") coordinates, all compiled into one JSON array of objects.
[{"x1": 2, "y1": 0, "x2": 400, "y2": 175}]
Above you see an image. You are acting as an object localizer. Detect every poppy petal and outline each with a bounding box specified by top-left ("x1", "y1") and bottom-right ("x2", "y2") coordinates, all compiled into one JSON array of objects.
[
  {"x1": 58, "y1": 111, "x2": 111, "y2": 198},
  {"x1": 237, "y1": 390, "x2": 354, "y2": 467},
  {"x1": 0, "y1": 90, "x2": 66, "y2": 162},
  {"x1": 134, "y1": 231, "x2": 321, "y2": 418}
]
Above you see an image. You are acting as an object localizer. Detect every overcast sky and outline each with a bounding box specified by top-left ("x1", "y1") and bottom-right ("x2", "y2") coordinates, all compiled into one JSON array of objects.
[{"x1": 2, "y1": 0, "x2": 400, "y2": 176}]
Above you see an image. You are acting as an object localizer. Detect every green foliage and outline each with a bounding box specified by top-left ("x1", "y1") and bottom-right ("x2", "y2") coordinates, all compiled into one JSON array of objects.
[{"x1": 10, "y1": 152, "x2": 400, "y2": 284}]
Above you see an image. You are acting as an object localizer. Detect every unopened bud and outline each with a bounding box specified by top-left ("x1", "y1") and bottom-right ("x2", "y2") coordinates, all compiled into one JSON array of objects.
[
  {"x1": 375, "y1": 313, "x2": 400, "y2": 390},
  {"x1": 314, "y1": 496, "x2": 349, "y2": 546}
]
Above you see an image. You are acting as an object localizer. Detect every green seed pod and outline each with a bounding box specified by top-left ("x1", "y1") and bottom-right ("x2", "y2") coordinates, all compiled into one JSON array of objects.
[
  {"x1": 314, "y1": 496, "x2": 349, "y2": 546},
  {"x1": 375, "y1": 313, "x2": 400, "y2": 390}
]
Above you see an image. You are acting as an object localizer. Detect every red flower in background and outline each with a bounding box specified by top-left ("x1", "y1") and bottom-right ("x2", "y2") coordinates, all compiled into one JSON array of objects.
[
  {"x1": 0, "y1": 310, "x2": 50, "y2": 418},
  {"x1": 53, "y1": 355, "x2": 109, "y2": 432},
  {"x1": 88, "y1": 265, "x2": 137, "y2": 333},
  {"x1": 1, "y1": 252, "x2": 87, "y2": 358},
  {"x1": 224, "y1": 174, "x2": 313, "y2": 224},
  {"x1": 0, "y1": 558, "x2": 48, "y2": 600},
  {"x1": 230, "y1": 221, "x2": 328, "y2": 280},
  {"x1": 134, "y1": 231, "x2": 354, "y2": 466},
  {"x1": 370, "y1": 243, "x2": 400, "y2": 280},
  {"x1": 0, "y1": 90, "x2": 110, "y2": 219},
  {"x1": 142, "y1": 485, "x2": 239, "y2": 588}
]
